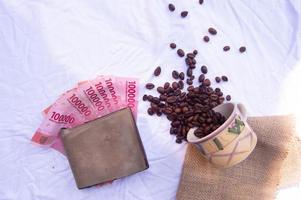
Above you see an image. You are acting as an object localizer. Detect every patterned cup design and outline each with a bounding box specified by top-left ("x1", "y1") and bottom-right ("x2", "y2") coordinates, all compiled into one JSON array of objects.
[{"x1": 188, "y1": 103, "x2": 257, "y2": 168}]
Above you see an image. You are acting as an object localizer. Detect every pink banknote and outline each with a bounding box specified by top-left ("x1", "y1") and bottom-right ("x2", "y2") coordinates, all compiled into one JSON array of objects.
[{"x1": 32, "y1": 90, "x2": 84, "y2": 146}]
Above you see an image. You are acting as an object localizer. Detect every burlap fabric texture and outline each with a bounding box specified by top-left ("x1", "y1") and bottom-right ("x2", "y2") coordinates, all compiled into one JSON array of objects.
[{"x1": 177, "y1": 115, "x2": 301, "y2": 200}]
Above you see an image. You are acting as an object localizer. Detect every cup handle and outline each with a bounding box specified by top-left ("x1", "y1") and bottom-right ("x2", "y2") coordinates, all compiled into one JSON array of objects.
[{"x1": 237, "y1": 103, "x2": 247, "y2": 121}]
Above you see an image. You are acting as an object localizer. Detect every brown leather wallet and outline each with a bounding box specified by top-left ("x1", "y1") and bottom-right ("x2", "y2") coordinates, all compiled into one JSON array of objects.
[{"x1": 60, "y1": 107, "x2": 149, "y2": 189}]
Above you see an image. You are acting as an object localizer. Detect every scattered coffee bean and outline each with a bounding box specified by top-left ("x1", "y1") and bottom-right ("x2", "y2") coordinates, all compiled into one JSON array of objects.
[
  {"x1": 187, "y1": 53, "x2": 195, "y2": 59},
  {"x1": 203, "y1": 79, "x2": 211, "y2": 86},
  {"x1": 193, "y1": 50, "x2": 198, "y2": 55},
  {"x1": 221, "y1": 75, "x2": 228, "y2": 82},
  {"x1": 215, "y1": 77, "x2": 221, "y2": 83},
  {"x1": 159, "y1": 94, "x2": 167, "y2": 101},
  {"x1": 164, "y1": 82, "x2": 170, "y2": 89},
  {"x1": 178, "y1": 80, "x2": 184, "y2": 89},
  {"x1": 239, "y1": 46, "x2": 246, "y2": 53},
  {"x1": 176, "y1": 138, "x2": 182, "y2": 143},
  {"x1": 167, "y1": 96, "x2": 177, "y2": 103},
  {"x1": 147, "y1": 108, "x2": 154, "y2": 115},
  {"x1": 187, "y1": 85, "x2": 194, "y2": 91},
  {"x1": 154, "y1": 66, "x2": 161, "y2": 76},
  {"x1": 172, "y1": 82, "x2": 179, "y2": 90},
  {"x1": 170, "y1": 43, "x2": 177, "y2": 49},
  {"x1": 186, "y1": 79, "x2": 193, "y2": 85},
  {"x1": 146, "y1": 83, "x2": 155, "y2": 89},
  {"x1": 215, "y1": 88, "x2": 221, "y2": 92},
  {"x1": 143, "y1": 94, "x2": 148, "y2": 101},
  {"x1": 223, "y1": 46, "x2": 230, "y2": 51},
  {"x1": 201, "y1": 65, "x2": 208, "y2": 74},
  {"x1": 172, "y1": 70, "x2": 179, "y2": 79},
  {"x1": 199, "y1": 0, "x2": 204, "y2": 5},
  {"x1": 198, "y1": 74, "x2": 205, "y2": 82},
  {"x1": 226, "y1": 95, "x2": 231, "y2": 101},
  {"x1": 187, "y1": 68, "x2": 193, "y2": 77},
  {"x1": 177, "y1": 49, "x2": 185, "y2": 57},
  {"x1": 157, "y1": 86, "x2": 165, "y2": 94},
  {"x1": 168, "y1": 3, "x2": 175, "y2": 12},
  {"x1": 179, "y1": 72, "x2": 185, "y2": 80},
  {"x1": 181, "y1": 11, "x2": 188, "y2": 18},
  {"x1": 208, "y1": 27, "x2": 217, "y2": 35},
  {"x1": 203, "y1": 35, "x2": 210, "y2": 42}
]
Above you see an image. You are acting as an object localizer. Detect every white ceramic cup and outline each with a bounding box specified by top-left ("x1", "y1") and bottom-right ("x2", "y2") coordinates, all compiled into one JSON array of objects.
[{"x1": 187, "y1": 102, "x2": 257, "y2": 168}]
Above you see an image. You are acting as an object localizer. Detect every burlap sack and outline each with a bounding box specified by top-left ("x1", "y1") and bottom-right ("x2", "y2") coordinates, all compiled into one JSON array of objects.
[{"x1": 177, "y1": 115, "x2": 301, "y2": 200}]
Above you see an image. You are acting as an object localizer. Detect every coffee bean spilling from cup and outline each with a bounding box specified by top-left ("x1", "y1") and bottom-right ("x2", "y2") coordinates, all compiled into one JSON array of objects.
[{"x1": 144, "y1": 46, "x2": 232, "y2": 143}]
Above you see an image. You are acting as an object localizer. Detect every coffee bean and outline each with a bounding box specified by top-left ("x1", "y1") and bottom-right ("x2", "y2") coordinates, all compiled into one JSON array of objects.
[
  {"x1": 186, "y1": 68, "x2": 193, "y2": 77},
  {"x1": 187, "y1": 53, "x2": 195, "y2": 58},
  {"x1": 163, "y1": 107, "x2": 173, "y2": 114},
  {"x1": 166, "y1": 87, "x2": 174, "y2": 94},
  {"x1": 172, "y1": 70, "x2": 179, "y2": 79},
  {"x1": 166, "y1": 96, "x2": 177, "y2": 103},
  {"x1": 193, "y1": 50, "x2": 198, "y2": 55},
  {"x1": 203, "y1": 79, "x2": 211, "y2": 86},
  {"x1": 201, "y1": 65, "x2": 208, "y2": 74},
  {"x1": 203, "y1": 35, "x2": 210, "y2": 42},
  {"x1": 216, "y1": 91, "x2": 223, "y2": 96},
  {"x1": 168, "y1": 3, "x2": 175, "y2": 12},
  {"x1": 164, "y1": 82, "x2": 170, "y2": 89},
  {"x1": 194, "y1": 128, "x2": 206, "y2": 138},
  {"x1": 186, "y1": 79, "x2": 193, "y2": 85},
  {"x1": 179, "y1": 72, "x2": 185, "y2": 80},
  {"x1": 178, "y1": 80, "x2": 184, "y2": 89},
  {"x1": 159, "y1": 94, "x2": 167, "y2": 101},
  {"x1": 210, "y1": 94, "x2": 218, "y2": 101},
  {"x1": 208, "y1": 27, "x2": 217, "y2": 35},
  {"x1": 226, "y1": 95, "x2": 231, "y2": 101},
  {"x1": 182, "y1": 107, "x2": 189, "y2": 113},
  {"x1": 147, "y1": 95, "x2": 153, "y2": 101},
  {"x1": 177, "y1": 49, "x2": 185, "y2": 57},
  {"x1": 199, "y1": 0, "x2": 204, "y2": 5},
  {"x1": 146, "y1": 83, "x2": 155, "y2": 89},
  {"x1": 187, "y1": 85, "x2": 194, "y2": 91},
  {"x1": 176, "y1": 138, "x2": 182, "y2": 143},
  {"x1": 175, "y1": 108, "x2": 182, "y2": 113},
  {"x1": 223, "y1": 46, "x2": 230, "y2": 51},
  {"x1": 239, "y1": 46, "x2": 246, "y2": 53},
  {"x1": 215, "y1": 77, "x2": 221, "y2": 83},
  {"x1": 154, "y1": 66, "x2": 161, "y2": 76},
  {"x1": 219, "y1": 96, "x2": 225, "y2": 104},
  {"x1": 171, "y1": 121, "x2": 181, "y2": 127},
  {"x1": 153, "y1": 97, "x2": 160, "y2": 104},
  {"x1": 198, "y1": 74, "x2": 205, "y2": 82},
  {"x1": 170, "y1": 43, "x2": 176, "y2": 49},
  {"x1": 215, "y1": 88, "x2": 221, "y2": 93},
  {"x1": 157, "y1": 86, "x2": 165, "y2": 94},
  {"x1": 221, "y1": 75, "x2": 228, "y2": 82},
  {"x1": 143, "y1": 94, "x2": 148, "y2": 101},
  {"x1": 172, "y1": 82, "x2": 179, "y2": 90},
  {"x1": 191, "y1": 58, "x2": 196, "y2": 65},
  {"x1": 181, "y1": 11, "x2": 188, "y2": 18},
  {"x1": 147, "y1": 108, "x2": 154, "y2": 115}
]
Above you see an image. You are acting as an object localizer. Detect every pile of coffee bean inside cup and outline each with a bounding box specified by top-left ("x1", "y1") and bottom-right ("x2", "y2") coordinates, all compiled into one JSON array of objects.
[{"x1": 143, "y1": 45, "x2": 231, "y2": 144}]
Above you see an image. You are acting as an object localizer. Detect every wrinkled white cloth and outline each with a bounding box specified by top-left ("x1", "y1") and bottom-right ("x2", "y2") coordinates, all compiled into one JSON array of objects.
[{"x1": 0, "y1": 0, "x2": 301, "y2": 199}]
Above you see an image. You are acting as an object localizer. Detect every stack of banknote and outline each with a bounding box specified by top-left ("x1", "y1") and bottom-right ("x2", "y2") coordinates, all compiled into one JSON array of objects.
[{"x1": 31, "y1": 75, "x2": 139, "y2": 154}]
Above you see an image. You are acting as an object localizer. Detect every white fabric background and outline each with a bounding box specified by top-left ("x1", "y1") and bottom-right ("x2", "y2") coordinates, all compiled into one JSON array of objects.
[{"x1": 0, "y1": 0, "x2": 301, "y2": 199}]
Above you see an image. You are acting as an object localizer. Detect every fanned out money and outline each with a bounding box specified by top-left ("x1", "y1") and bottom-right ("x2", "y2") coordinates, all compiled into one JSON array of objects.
[{"x1": 31, "y1": 75, "x2": 139, "y2": 154}]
